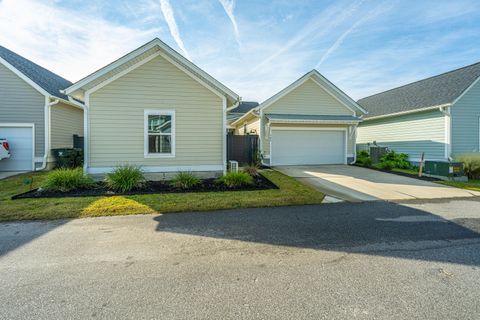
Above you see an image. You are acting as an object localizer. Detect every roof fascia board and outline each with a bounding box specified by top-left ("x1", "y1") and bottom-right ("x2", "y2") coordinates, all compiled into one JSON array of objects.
[
  {"x1": 65, "y1": 38, "x2": 238, "y2": 102},
  {"x1": 311, "y1": 70, "x2": 368, "y2": 114},
  {"x1": 451, "y1": 75, "x2": 480, "y2": 105},
  {"x1": 309, "y1": 77, "x2": 356, "y2": 115},
  {"x1": 84, "y1": 52, "x2": 161, "y2": 96},
  {"x1": 268, "y1": 119, "x2": 361, "y2": 125},
  {"x1": 259, "y1": 71, "x2": 313, "y2": 112},
  {"x1": 230, "y1": 109, "x2": 259, "y2": 126},
  {"x1": 362, "y1": 104, "x2": 450, "y2": 121},
  {"x1": 0, "y1": 56, "x2": 50, "y2": 97},
  {"x1": 64, "y1": 39, "x2": 159, "y2": 94}
]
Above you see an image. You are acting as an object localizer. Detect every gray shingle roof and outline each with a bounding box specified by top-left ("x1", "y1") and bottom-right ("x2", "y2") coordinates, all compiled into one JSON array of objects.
[
  {"x1": 229, "y1": 101, "x2": 259, "y2": 114},
  {"x1": 358, "y1": 62, "x2": 480, "y2": 119},
  {"x1": 0, "y1": 46, "x2": 72, "y2": 100},
  {"x1": 266, "y1": 114, "x2": 362, "y2": 122}
]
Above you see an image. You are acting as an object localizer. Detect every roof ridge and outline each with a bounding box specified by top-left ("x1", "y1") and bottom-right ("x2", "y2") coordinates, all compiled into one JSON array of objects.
[
  {"x1": 0, "y1": 45, "x2": 72, "y2": 85},
  {"x1": 358, "y1": 60, "x2": 480, "y2": 102}
]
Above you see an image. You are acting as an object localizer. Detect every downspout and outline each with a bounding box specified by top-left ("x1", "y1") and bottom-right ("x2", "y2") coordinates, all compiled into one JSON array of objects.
[
  {"x1": 37, "y1": 97, "x2": 59, "y2": 171},
  {"x1": 439, "y1": 105, "x2": 452, "y2": 161},
  {"x1": 349, "y1": 125, "x2": 358, "y2": 165}
]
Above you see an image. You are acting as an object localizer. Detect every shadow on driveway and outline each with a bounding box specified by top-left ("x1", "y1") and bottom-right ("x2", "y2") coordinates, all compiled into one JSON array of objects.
[
  {"x1": 0, "y1": 219, "x2": 68, "y2": 257},
  {"x1": 154, "y1": 200, "x2": 480, "y2": 266}
]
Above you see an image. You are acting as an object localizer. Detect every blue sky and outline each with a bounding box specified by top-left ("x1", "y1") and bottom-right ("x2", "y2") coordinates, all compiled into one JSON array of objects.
[{"x1": 1, "y1": 0, "x2": 480, "y2": 101}]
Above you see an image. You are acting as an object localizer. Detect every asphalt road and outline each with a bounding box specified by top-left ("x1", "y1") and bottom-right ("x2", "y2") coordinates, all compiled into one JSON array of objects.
[{"x1": 1, "y1": 198, "x2": 480, "y2": 319}]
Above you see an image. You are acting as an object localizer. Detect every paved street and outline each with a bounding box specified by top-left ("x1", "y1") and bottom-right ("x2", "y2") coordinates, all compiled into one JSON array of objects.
[{"x1": 1, "y1": 198, "x2": 480, "y2": 319}]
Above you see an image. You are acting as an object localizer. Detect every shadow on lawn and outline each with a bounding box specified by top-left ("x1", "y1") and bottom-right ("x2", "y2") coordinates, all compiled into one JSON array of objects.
[{"x1": 154, "y1": 200, "x2": 480, "y2": 266}]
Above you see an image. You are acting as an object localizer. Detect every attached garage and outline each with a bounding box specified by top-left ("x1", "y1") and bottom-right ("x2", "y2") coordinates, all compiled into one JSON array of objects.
[
  {"x1": 270, "y1": 128, "x2": 346, "y2": 165},
  {"x1": 0, "y1": 124, "x2": 35, "y2": 171}
]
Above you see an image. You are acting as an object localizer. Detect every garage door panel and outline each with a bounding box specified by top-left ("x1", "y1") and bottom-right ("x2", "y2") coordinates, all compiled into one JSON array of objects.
[
  {"x1": 271, "y1": 129, "x2": 345, "y2": 165},
  {"x1": 0, "y1": 126, "x2": 34, "y2": 171}
]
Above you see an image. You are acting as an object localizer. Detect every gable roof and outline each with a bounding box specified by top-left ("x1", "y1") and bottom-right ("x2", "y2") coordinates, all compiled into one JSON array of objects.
[
  {"x1": 231, "y1": 69, "x2": 367, "y2": 126},
  {"x1": 229, "y1": 101, "x2": 259, "y2": 114},
  {"x1": 0, "y1": 46, "x2": 72, "y2": 100},
  {"x1": 64, "y1": 38, "x2": 239, "y2": 105},
  {"x1": 358, "y1": 61, "x2": 480, "y2": 119}
]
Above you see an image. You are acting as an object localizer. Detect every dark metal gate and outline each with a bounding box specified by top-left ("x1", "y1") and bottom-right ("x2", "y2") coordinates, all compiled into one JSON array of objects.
[{"x1": 227, "y1": 135, "x2": 259, "y2": 165}]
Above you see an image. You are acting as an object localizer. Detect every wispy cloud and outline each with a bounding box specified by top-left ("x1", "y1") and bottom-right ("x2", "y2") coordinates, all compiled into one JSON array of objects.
[
  {"x1": 316, "y1": 2, "x2": 390, "y2": 68},
  {"x1": 218, "y1": 0, "x2": 241, "y2": 46},
  {"x1": 159, "y1": 0, "x2": 191, "y2": 60},
  {"x1": 248, "y1": 0, "x2": 366, "y2": 74}
]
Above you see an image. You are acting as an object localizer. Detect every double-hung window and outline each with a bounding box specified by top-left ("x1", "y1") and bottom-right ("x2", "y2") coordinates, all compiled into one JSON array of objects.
[{"x1": 144, "y1": 110, "x2": 175, "y2": 157}]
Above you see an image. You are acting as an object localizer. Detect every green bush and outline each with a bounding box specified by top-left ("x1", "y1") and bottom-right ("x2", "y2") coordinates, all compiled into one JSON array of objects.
[
  {"x1": 217, "y1": 172, "x2": 254, "y2": 188},
  {"x1": 356, "y1": 150, "x2": 372, "y2": 167},
  {"x1": 242, "y1": 163, "x2": 260, "y2": 177},
  {"x1": 455, "y1": 154, "x2": 480, "y2": 179},
  {"x1": 171, "y1": 172, "x2": 201, "y2": 189},
  {"x1": 42, "y1": 168, "x2": 94, "y2": 192},
  {"x1": 105, "y1": 165, "x2": 145, "y2": 192},
  {"x1": 380, "y1": 151, "x2": 411, "y2": 169}
]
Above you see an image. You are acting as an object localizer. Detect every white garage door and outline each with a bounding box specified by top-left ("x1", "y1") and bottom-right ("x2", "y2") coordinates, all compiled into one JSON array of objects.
[
  {"x1": 271, "y1": 129, "x2": 345, "y2": 165},
  {"x1": 0, "y1": 126, "x2": 34, "y2": 171}
]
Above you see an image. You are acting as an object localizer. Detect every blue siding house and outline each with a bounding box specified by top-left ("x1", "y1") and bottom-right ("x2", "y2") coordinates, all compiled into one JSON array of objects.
[{"x1": 357, "y1": 62, "x2": 480, "y2": 162}]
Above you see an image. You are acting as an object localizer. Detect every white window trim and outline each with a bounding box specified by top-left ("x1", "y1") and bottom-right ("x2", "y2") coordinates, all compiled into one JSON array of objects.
[{"x1": 144, "y1": 109, "x2": 175, "y2": 158}]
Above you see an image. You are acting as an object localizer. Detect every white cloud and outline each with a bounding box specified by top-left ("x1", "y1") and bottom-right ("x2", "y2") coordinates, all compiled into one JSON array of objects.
[
  {"x1": 159, "y1": 0, "x2": 191, "y2": 60},
  {"x1": 0, "y1": 0, "x2": 160, "y2": 82},
  {"x1": 218, "y1": 0, "x2": 241, "y2": 46}
]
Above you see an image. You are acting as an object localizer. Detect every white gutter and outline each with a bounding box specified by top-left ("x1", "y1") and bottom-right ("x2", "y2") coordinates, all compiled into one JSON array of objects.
[
  {"x1": 226, "y1": 99, "x2": 241, "y2": 112},
  {"x1": 37, "y1": 98, "x2": 59, "y2": 171},
  {"x1": 363, "y1": 104, "x2": 451, "y2": 121}
]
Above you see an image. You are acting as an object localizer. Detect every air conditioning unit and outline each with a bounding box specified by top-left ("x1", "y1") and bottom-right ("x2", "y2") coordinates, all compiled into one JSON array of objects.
[{"x1": 229, "y1": 160, "x2": 239, "y2": 173}]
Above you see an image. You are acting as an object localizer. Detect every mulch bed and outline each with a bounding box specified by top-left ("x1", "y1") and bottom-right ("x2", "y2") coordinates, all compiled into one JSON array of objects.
[
  {"x1": 12, "y1": 175, "x2": 278, "y2": 200},
  {"x1": 352, "y1": 164, "x2": 441, "y2": 182}
]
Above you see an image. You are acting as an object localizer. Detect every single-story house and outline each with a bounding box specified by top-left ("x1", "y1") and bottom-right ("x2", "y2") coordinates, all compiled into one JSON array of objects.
[
  {"x1": 357, "y1": 62, "x2": 480, "y2": 163},
  {"x1": 0, "y1": 46, "x2": 84, "y2": 171},
  {"x1": 63, "y1": 38, "x2": 239, "y2": 177},
  {"x1": 230, "y1": 70, "x2": 368, "y2": 166}
]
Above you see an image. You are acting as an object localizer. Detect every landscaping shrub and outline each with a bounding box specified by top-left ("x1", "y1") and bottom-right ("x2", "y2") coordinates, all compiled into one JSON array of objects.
[
  {"x1": 170, "y1": 172, "x2": 201, "y2": 189},
  {"x1": 243, "y1": 163, "x2": 260, "y2": 177},
  {"x1": 217, "y1": 172, "x2": 253, "y2": 188},
  {"x1": 455, "y1": 154, "x2": 480, "y2": 179},
  {"x1": 42, "y1": 168, "x2": 94, "y2": 192},
  {"x1": 356, "y1": 150, "x2": 372, "y2": 167},
  {"x1": 105, "y1": 165, "x2": 145, "y2": 192},
  {"x1": 379, "y1": 151, "x2": 411, "y2": 169}
]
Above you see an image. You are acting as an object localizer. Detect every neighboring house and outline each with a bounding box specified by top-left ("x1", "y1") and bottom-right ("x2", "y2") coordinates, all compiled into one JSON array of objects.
[
  {"x1": 227, "y1": 101, "x2": 259, "y2": 124},
  {"x1": 357, "y1": 62, "x2": 480, "y2": 163},
  {"x1": 63, "y1": 38, "x2": 239, "y2": 177},
  {"x1": 0, "y1": 46, "x2": 84, "y2": 172},
  {"x1": 230, "y1": 70, "x2": 367, "y2": 166}
]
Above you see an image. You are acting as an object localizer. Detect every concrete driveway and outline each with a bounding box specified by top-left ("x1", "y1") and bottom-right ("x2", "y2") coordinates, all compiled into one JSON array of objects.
[{"x1": 276, "y1": 165, "x2": 480, "y2": 202}]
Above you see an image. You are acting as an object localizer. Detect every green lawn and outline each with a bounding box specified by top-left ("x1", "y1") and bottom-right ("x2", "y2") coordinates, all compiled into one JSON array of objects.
[
  {"x1": 436, "y1": 179, "x2": 480, "y2": 192},
  {"x1": 0, "y1": 170, "x2": 324, "y2": 222},
  {"x1": 391, "y1": 167, "x2": 420, "y2": 175}
]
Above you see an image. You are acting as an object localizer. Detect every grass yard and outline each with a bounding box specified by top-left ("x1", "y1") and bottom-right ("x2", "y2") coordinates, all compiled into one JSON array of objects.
[
  {"x1": 391, "y1": 167, "x2": 420, "y2": 175},
  {"x1": 0, "y1": 170, "x2": 324, "y2": 222},
  {"x1": 436, "y1": 179, "x2": 480, "y2": 192}
]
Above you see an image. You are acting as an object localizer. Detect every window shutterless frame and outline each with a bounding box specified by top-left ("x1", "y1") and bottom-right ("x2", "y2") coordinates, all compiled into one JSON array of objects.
[{"x1": 144, "y1": 109, "x2": 175, "y2": 158}]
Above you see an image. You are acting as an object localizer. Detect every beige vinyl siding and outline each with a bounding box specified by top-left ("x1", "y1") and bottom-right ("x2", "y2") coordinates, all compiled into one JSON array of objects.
[
  {"x1": 451, "y1": 78, "x2": 480, "y2": 154},
  {"x1": 265, "y1": 79, "x2": 353, "y2": 116},
  {"x1": 88, "y1": 54, "x2": 223, "y2": 168},
  {"x1": 0, "y1": 63, "x2": 45, "y2": 157},
  {"x1": 357, "y1": 109, "x2": 446, "y2": 161},
  {"x1": 50, "y1": 102, "x2": 83, "y2": 149}
]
